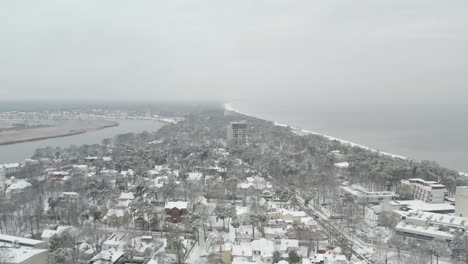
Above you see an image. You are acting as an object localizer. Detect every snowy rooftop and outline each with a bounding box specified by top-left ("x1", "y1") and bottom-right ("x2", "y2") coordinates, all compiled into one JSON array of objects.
[
  {"x1": 334, "y1": 162, "x2": 350, "y2": 169},
  {"x1": 90, "y1": 248, "x2": 124, "y2": 264},
  {"x1": 279, "y1": 239, "x2": 299, "y2": 251},
  {"x1": 279, "y1": 208, "x2": 308, "y2": 218},
  {"x1": 188, "y1": 172, "x2": 203, "y2": 181},
  {"x1": 105, "y1": 208, "x2": 127, "y2": 218},
  {"x1": 0, "y1": 245, "x2": 48, "y2": 263},
  {"x1": 194, "y1": 195, "x2": 208, "y2": 206},
  {"x1": 396, "y1": 200, "x2": 455, "y2": 212},
  {"x1": 251, "y1": 238, "x2": 274, "y2": 256},
  {"x1": 399, "y1": 209, "x2": 468, "y2": 228},
  {"x1": 6, "y1": 179, "x2": 31, "y2": 192},
  {"x1": 165, "y1": 201, "x2": 188, "y2": 210},
  {"x1": 2, "y1": 163, "x2": 20, "y2": 168},
  {"x1": 118, "y1": 192, "x2": 134, "y2": 200},
  {"x1": 232, "y1": 243, "x2": 253, "y2": 257},
  {"x1": 395, "y1": 222, "x2": 453, "y2": 240},
  {"x1": 41, "y1": 226, "x2": 71, "y2": 239},
  {"x1": 341, "y1": 185, "x2": 396, "y2": 198},
  {"x1": 0, "y1": 234, "x2": 45, "y2": 247}
]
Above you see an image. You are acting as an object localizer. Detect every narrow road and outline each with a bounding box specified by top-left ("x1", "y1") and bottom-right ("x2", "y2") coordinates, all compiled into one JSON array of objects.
[{"x1": 295, "y1": 193, "x2": 374, "y2": 263}]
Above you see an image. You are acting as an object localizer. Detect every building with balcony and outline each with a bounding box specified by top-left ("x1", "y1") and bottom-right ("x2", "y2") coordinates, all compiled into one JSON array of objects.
[
  {"x1": 227, "y1": 121, "x2": 247, "y2": 145},
  {"x1": 401, "y1": 178, "x2": 447, "y2": 203}
]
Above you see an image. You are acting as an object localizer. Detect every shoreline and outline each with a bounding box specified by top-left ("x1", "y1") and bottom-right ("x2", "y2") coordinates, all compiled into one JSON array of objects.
[
  {"x1": 0, "y1": 120, "x2": 119, "y2": 146},
  {"x1": 224, "y1": 103, "x2": 468, "y2": 176}
]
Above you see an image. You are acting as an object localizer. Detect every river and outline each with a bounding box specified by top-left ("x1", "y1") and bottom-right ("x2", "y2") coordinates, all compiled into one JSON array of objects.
[{"x1": 0, "y1": 119, "x2": 165, "y2": 163}]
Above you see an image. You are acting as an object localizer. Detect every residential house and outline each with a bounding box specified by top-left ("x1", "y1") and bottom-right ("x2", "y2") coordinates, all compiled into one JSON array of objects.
[
  {"x1": 127, "y1": 236, "x2": 162, "y2": 258},
  {"x1": 41, "y1": 226, "x2": 71, "y2": 243},
  {"x1": 103, "y1": 209, "x2": 129, "y2": 226},
  {"x1": 165, "y1": 201, "x2": 188, "y2": 223},
  {"x1": 116, "y1": 192, "x2": 135, "y2": 208},
  {"x1": 251, "y1": 238, "x2": 274, "y2": 264},
  {"x1": 47, "y1": 171, "x2": 69, "y2": 181},
  {"x1": 264, "y1": 227, "x2": 286, "y2": 240},
  {"x1": 89, "y1": 248, "x2": 125, "y2": 264},
  {"x1": 59, "y1": 192, "x2": 80, "y2": 203},
  {"x1": 277, "y1": 239, "x2": 299, "y2": 255},
  {"x1": 192, "y1": 196, "x2": 209, "y2": 215},
  {"x1": 5, "y1": 178, "x2": 32, "y2": 199},
  {"x1": 187, "y1": 172, "x2": 203, "y2": 183},
  {"x1": 102, "y1": 233, "x2": 126, "y2": 251},
  {"x1": 232, "y1": 243, "x2": 253, "y2": 263}
]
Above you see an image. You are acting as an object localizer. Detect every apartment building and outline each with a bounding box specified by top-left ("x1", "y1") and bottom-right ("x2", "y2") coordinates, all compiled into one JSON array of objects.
[
  {"x1": 456, "y1": 186, "x2": 468, "y2": 217},
  {"x1": 227, "y1": 121, "x2": 247, "y2": 145},
  {"x1": 401, "y1": 178, "x2": 447, "y2": 203}
]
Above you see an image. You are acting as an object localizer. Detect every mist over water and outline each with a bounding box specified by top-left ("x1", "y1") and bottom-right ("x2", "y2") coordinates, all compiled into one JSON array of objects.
[{"x1": 233, "y1": 100, "x2": 468, "y2": 172}]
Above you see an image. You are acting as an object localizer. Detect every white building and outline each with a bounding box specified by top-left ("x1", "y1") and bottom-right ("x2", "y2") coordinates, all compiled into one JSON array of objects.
[
  {"x1": 0, "y1": 234, "x2": 49, "y2": 264},
  {"x1": 1, "y1": 163, "x2": 20, "y2": 176},
  {"x1": 394, "y1": 210, "x2": 468, "y2": 241},
  {"x1": 455, "y1": 186, "x2": 468, "y2": 217},
  {"x1": 0, "y1": 166, "x2": 6, "y2": 193},
  {"x1": 340, "y1": 185, "x2": 396, "y2": 203},
  {"x1": 0, "y1": 234, "x2": 48, "y2": 249},
  {"x1": 89, "y1": 248, "x2": 124, "y2": 264},
  {"x1": 364, "y1": 204, "x2": 382, "y2": 228},
  {"x1": 0, "y1": 244, "x2": 48, "y2": 264},
  {"x1": 251, "y1": 238, "x2": 274, "y2": 264},
  {"x1": 187, "y1": 172, "x2": 203, "y2": 182},
  {"x1": 395, "y1": 222, "x2": 453, "y2": 241},
  {"x1": 401, "y1": 178, "x2": 447, "y2": 204},
  {"x1": 5, "y1": 178, "x2": 32, "y2": 199},
  {"x1": 390, "y1": 200, "x2": 455, "y2": 214}
]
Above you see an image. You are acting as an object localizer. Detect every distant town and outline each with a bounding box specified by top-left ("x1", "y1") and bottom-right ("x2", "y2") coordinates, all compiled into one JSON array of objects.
[{"x1": 1, "y1": 105, "x2": 468, "y2": 264}]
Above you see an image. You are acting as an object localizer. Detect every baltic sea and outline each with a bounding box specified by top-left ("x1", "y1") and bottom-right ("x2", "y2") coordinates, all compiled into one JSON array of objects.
[{"x1": 232, "y1": 100, "x2": 468, "y2": 172}]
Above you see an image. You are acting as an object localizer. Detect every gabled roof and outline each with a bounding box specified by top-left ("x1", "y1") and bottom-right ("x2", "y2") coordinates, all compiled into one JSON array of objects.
[
  {"x1": 165, "y1": 201, "x2": 188, "y2": 210},
  {"x1": 118, "y1": 192, "x2": 134, "y2": 200}
]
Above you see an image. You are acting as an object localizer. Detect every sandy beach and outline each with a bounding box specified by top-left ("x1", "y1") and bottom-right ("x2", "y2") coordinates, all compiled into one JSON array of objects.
[{"x1": 0, "y1": 119, "x2": 119, "y2": 145}]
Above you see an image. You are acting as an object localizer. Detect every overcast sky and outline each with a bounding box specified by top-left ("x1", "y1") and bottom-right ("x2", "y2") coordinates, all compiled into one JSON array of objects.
[{"x1": 1, "y1": 1, "x2": 467, "y2": 105}]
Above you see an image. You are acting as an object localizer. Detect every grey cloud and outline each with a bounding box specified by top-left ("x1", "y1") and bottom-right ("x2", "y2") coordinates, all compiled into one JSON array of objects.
[{"x1": 0, "y1": 0, "x2": 467, "y2": 105}]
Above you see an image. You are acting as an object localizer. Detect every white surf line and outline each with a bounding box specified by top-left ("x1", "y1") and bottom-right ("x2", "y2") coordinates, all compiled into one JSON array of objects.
[{"x1": 224, "y1": 103, "x2": 468, "y2": 176}]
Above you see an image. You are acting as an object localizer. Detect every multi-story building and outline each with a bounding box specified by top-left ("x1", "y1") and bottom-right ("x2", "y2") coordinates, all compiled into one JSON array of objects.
[
  {"x1": 0, "y1": 234, "x2": 48, "y2": 264},
  {"x1": 395, "y1": 210, "x2": 468, "y2": 242},
  {"x1": 227, "y1": 121, "x2": 247, "y2": 145},
  {"x1": 401, "y1": 178, "x2": 448, "y2": 203},
  {"x1": 455, "y1": 186, "x2": 468, "y2": 217},
  {"x1": 340, "y1": 185, "x2": 396, "y2": 203},
  {"x1": 1, "y1": 163, "x2": 20, "y2": 176},
  {"x1": 0, "y1": 166, "x2": 5, "y2": 194}
]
